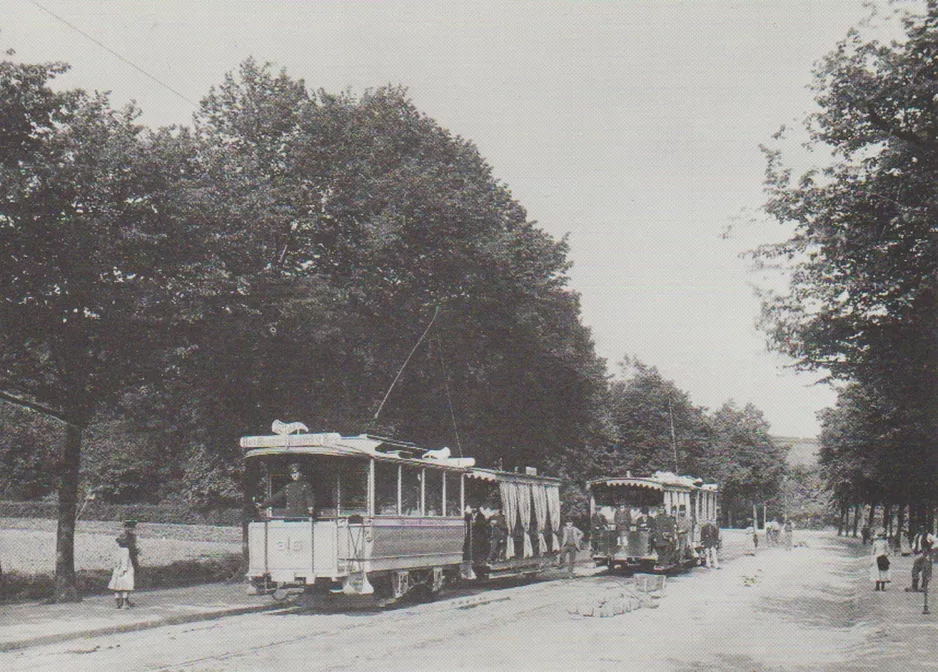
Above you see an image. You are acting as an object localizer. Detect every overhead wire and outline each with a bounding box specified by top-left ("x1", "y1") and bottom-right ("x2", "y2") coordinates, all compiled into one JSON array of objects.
[
  {"x1": 434, "y1": 331, "x2": 463, "y2": 458},
  {"x1": 372, "y1": 304, "x2": 441, "y2": 423},
  {"x1": 29, "y1": 1, "x2": 198, "y2": 107}
]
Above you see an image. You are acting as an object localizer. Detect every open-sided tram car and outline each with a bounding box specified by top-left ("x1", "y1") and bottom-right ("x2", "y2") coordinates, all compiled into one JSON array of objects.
[
  {"x1": 589, "y1": 472, "x2": 719, "y2": 574},
  {"x1": 243, "y1": 429, "x2": 563, "y2": 602}
]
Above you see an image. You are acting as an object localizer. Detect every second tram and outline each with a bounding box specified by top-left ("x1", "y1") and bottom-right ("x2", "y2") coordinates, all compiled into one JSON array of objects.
[{"x1": 588, "y1": 471, "x2": 720, "y2": 573}]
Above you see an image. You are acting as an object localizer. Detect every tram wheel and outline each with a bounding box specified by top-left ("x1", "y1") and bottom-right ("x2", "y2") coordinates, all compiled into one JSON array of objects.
[{"x1": 272, "y1": 585, "x2": 302, "y2": 602}]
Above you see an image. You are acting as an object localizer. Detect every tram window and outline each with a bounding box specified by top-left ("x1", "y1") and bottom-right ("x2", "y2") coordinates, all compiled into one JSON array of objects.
[
  {"x1": 445, "y1": 473, "x2": 461, "y2": 517},
  {"x1": 375, "y1": 461, "x2": 399, "y2": 515},
  {"x1": 401, "y1": 465, "x2": 422, "y2": 516},
  {"x1": 315, "y1": 457, "x2": 338, "y2": 517},
  {"x1": 338, "y1": 459, "x2": 368, "y2": 516},
  {"x1": 424, "y1": 469, "x2": 444, "y2": 517}
]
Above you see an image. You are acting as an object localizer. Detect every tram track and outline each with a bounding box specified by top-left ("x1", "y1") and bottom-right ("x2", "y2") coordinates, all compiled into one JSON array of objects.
[{"x1": 156, "y1": 574, "x2": 596, "y2": 672}]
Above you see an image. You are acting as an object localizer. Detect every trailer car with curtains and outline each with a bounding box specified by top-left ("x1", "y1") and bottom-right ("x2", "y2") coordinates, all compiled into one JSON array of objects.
[{"x1": 243, "y1": 429, "x2": 563, "y2": 602}]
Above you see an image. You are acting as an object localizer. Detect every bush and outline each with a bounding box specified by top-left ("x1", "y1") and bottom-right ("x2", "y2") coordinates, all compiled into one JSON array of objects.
[{"x1": 0, "y1": 500, "x2": 243, "y2": 526}]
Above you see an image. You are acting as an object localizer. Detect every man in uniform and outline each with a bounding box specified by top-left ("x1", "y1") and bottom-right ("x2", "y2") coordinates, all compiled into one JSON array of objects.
[{"x1": 258, "y1": 462, "x2": 316, "y2": 517}]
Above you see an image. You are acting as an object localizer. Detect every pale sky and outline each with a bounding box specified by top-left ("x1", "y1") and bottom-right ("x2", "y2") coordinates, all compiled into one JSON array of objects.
[{"x1": 2, "y1": 0, "x2": 887, "y2": 437}]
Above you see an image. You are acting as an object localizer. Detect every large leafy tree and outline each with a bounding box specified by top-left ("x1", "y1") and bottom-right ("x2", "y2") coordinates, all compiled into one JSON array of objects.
[
  {"x1": 146, "y1": 60, "x2": 610, "y2": 503},
  {"x1": 754, "y1": 4, "x2": 938, "y2": 509},
  {"x1": 0, "y1": 59, "x2": 197, "y2": 599}
]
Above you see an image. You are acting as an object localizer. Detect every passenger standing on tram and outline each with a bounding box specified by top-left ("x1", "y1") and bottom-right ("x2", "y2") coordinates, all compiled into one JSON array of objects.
[
  {"x1": 257, "y1": 462, "x2": 316, "y2": 517},
  {"x1": 677, "y1": 506, "x2": 693, "y2": 560},
  {"x1": 655, "y1": 509, "x2": 676, "y2": 565},
  {"x1": 470, "y1": 507, "x2": 490, "y2": 563},
  {"x1": 560, "y1": 520, "x2": 584, "y2": 578},
  {"x1": 488, "y1": 509, "x2": 508, "y2": 562}
]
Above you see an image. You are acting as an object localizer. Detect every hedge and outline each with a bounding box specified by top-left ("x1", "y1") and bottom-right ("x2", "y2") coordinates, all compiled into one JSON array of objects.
[
  {"x1": 0, "y1": 553, "x2": 244, "y2": 603},
  {"x1": 0, "y1": 500, "x2": 243, "y2": 526}
]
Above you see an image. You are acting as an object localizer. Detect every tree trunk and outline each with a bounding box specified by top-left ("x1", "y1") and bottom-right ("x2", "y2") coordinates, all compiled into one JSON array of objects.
[
  {"x1": 54, "y1": 423, "x2": 82, "y2": 602},
  {"x1": 883, "y1": 503, "x2": 892, "y2": 537},
  {"x1": 897, "y1": 504, "x2": 906, "y2": 538},
  {"x1": 852, "y1": 503, "x2": 860, "y2": 537},
  {"x1": 837, "y1": 502, "x2": 846, "y2": 536}
]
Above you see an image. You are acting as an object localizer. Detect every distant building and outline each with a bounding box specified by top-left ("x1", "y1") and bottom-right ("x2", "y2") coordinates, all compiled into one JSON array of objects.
[{"x1": 771, "y1": 436, "x2": 820, "y2": 468}]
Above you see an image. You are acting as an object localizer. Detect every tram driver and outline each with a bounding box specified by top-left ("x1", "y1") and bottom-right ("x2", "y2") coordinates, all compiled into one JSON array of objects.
[{"x1": 257, "y1": 462, "x2": 316, "y2": 518}]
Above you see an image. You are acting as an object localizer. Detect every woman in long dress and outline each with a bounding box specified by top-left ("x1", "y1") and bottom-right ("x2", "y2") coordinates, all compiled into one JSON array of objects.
[
  {"x1": 870, "y1": 530, "x2": 891, "y2": 591},
  {"x1": 108, "y1": 535, "x2": 136, "y2": 608},
  {"x1": 744, "y1": 520, "x2": 757, "y2": 556}
]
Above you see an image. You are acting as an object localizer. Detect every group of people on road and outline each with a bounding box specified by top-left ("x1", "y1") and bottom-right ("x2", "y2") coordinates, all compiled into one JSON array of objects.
[
  {"x1": 744, "y1": 518, "x2": 794, "y2": 556},
  {"x1": 869, "y1": 525, "x2": 937, "y2": 593}
]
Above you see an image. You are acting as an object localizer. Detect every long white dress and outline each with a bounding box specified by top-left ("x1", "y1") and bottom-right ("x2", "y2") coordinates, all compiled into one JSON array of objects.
[
  {"x1": 108, "y1": 546, "x2": 135, "y2": 592},
  {"x1": 870, "y1": 538, "x2": 891, "y2": 583}
]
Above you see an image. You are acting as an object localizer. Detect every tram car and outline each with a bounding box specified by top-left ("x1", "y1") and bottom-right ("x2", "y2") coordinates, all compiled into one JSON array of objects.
[
  {"x1": 588, "y1": 471, "x2": 719, "y2": 574},
  {"x1": 242, "y1": 425, "x2": 563, "y2": 602}
]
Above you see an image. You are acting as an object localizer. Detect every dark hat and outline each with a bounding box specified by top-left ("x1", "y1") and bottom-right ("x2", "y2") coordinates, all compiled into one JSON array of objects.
[
  {"x1": 289, "y1": 462, "x2": 303, "y2": 471},
  {"x1": 123, "y1": 520, "x2": 138, "y2": 528}
]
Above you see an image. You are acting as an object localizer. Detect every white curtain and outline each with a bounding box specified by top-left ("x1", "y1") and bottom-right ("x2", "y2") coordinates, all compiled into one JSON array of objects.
[
  {"x1": 532, "y1": 484, "x2": 548, "y2": 554},
  {"x1": 499, "y1": 481, "x2": 517, "y2": 559},
  {"x1": 517, "y1": 483, "x2": 533, "y2": 558},
  {"x1": 547, "y1": 485, "x2": 561, "y2": 550}
]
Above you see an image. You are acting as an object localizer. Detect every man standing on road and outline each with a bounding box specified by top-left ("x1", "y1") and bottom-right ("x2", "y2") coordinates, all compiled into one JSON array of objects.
[
  {"x1": 700, "y1": 519, "x2": 721, "y2": 569},
  {"x1": 560, "y1": 520, "x2": 584, "y2": 578},
  {"x1": 906, "y1": 526, "x2": 936, "y2": 593}
]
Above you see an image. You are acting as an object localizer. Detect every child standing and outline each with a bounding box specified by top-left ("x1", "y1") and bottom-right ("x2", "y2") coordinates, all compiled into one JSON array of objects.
[{"x1": 108, "y1": 535, "x2": 135, "y2": 608}]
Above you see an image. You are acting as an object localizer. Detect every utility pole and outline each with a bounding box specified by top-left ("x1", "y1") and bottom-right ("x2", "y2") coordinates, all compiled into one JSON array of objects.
[{"x1": 668, "y1": 396, "x2": 678, "y2": 473}]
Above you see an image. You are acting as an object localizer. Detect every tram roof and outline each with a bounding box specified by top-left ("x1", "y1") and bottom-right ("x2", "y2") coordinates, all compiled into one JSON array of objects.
[
  {"x1": 466, "y1": 468, "x2": 561, "y2": 486},
  {"x1": 241, "y1": 432, "x2": 477, "y2": 468},
  {"x1": 241, "y1": 431, "x2": 561, "y2": 484},
  {"x1": 589, "y1": 470, "x2": 716, "y2": 492}
]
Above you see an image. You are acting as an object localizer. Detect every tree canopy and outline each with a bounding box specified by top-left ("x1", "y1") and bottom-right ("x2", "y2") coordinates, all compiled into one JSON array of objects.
[
  {"x1": 1, "y1": 55, "x2": 792, "y2": 596},
  {"x1": 755, "y1": 4, "x2": 938, "y2": 524}
]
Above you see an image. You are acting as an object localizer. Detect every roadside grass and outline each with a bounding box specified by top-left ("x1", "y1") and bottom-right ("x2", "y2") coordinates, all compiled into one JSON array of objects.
[
  {"x1": 1, "y1": 554, "x2": 244, "y2": 602},
  {"x1": 0, "y1": 516, "x2": 244, "y2": 603}
]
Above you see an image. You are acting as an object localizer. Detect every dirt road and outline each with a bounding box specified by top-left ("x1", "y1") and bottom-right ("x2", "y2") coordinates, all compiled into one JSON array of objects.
[{"x1": 4, "y1": 530, "x2": 934, "y2": 671}]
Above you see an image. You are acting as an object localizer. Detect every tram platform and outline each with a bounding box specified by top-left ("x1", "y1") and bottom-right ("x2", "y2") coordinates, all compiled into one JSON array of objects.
[{"x1": 0, "y1": 581, "x2": 279, "y2": 653}]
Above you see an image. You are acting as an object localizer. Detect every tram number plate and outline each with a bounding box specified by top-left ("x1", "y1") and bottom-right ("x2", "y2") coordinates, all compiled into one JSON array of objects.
[{"x1": 276, "y1": 537, "x2": 305, "y2": 553}]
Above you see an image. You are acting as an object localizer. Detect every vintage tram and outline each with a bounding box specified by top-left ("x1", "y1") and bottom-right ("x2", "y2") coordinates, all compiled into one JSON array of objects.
[
  {"x1": 588, "y1": 471, "x2": 719, "y2": 574},
  {"x1": 243, "y1": 427, "x2": 564, "y2": 602}
]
